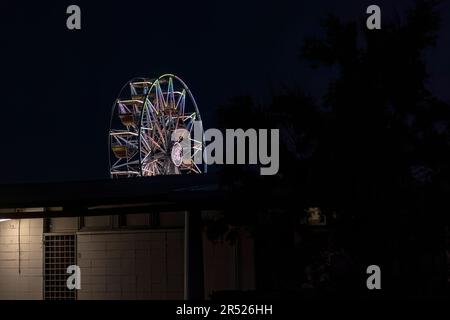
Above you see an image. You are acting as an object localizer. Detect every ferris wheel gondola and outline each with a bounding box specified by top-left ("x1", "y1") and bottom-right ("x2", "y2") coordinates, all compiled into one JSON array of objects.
[{"x1": 109, "y1": 74, "x2": 206, "y2": 178}]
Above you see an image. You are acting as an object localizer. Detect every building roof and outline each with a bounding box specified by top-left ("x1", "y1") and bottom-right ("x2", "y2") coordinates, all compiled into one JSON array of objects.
[
  {"x1": 0, "y1": 172, "x2": 308, "y2": 219},
  {"x1": 0, "y1": 174, "x2": 225, "y2": 219}
]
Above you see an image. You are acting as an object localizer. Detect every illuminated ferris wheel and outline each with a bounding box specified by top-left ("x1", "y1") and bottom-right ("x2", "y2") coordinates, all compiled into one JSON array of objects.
[{"x1": 108, "y1": 74, "x2": 206, "y2": 178}]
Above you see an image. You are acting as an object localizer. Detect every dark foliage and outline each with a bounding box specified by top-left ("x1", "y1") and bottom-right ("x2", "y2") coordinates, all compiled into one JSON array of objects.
[{"x1": 206, "y1": 0, "x2": 449, "y2": 297}]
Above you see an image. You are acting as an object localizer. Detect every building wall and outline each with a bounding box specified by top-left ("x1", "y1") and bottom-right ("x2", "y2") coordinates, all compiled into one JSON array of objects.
[
  {"x1": 0, "y1": 219, "x2": 43, "y2": 299},
  {"x1": 203, "y1": 232, "x2": 255, "y2": 298},
  {"x1": 48, "y1": 215, "x2": 185, "y2": 299},
  {"x1": 0, "y1": 213, "x2": 255, "y2": 300},
  {"x1": 49, "y1": 217, "x2": 78, "y2": 232},
  {"x1": 77, "y1": 230, "x2": 184, "y2": 299}
]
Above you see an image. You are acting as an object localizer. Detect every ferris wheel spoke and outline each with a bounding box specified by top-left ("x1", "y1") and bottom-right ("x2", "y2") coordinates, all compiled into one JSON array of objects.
[
  {"x1": 118, "y1": 102, "x2": 132, "y2": 114},
  {"x1": 112, "y1": 158, "x2": 122, "y2": 167},
  {"x1": 175, "y1": 89, "x2": 186, "y2": 112},
  {"x1": 144, "y1": 160, "x2": 155, "y2": 174},
  {"x1": 150, "y1": 115, "x2": 168, "y2": 149},
  {"x1": 192, "y1": 144, "x2": 202, "y2": 158},
  {"x1": 143, "y1": 164, "x2": 153, "y2": 175},
  {"x1": 110, "y1": 75, "x2": 206, "y2": 178},
  {"x1": 113, "y1": 161, "x2": 139, "y2": 170},
  {"x1": 115, "y1": 136, "x2": 138, "y2": 149},
  {"x1": 148, "y1": 135, "x2": 166, "y2": 153},
  {"x1": 145, "y1": 99, "x2": 158, "y2": 121},
  {"x1": 156, "y1": 160, "x2": 165, "y2": 174},
  {"x1": 191, "y1": 162, "x2": 202, "y2": 173},
  {"x1": 174, "y1": 90, "x2": 185, "y2": 132},
  {"x1": 167, "y1": 77, "x2": 175, "y2": 109},
  {"x1": 148, "y1": 164, "x2": 155, "y2": 176},
  {"x1": 164, "y1": 117, "x2": 174, "y2": 134},
  {"x1": 141, "y1": 145, "x2": 151, "y2": 158},
  {"x1": 144, "y1": 103, "x2": 152, "y2": 127},
  {"x1": 129, "y1": 83, "x2": 137, "y2": 96},
  {"x1": 181, "y1": 162, "x2": 201, "y2": 174},
  {"x1": 155, "y1": 81, "x2": 166, "y2": 109},
  {"x1": 189, "y1": 137, "x2": 203, "y2": 145},
  {"x1": 141, "y1": 134, "x2": 153, "y2": 152},
  {"x1": 142, "y1": 152, "x2": 152, "y2": 164},
  {"x1": 153, "y1": 161, "x2": 163, "y2": 175},
  {"x1": 180, "y1": 137, "x2": 202, "y2": 160},
  {"x1": 187, "y1": 115, "x2": 196, "y2": 135},
  {"x1": 156, "y1": 157, "x2": 168, "y2": 175},
  {"x1": 183, "y1": 112, "x2": 197, "y2": 129},
  {"x1": 142, "y1": 164, "x2": 152, "y2": 175},
  {"x1": 143, "y1": 152, "x2": 162, "y2": 167},
  {"x1": 112, "y1": 158, "x2": 126, "y2": 168}
]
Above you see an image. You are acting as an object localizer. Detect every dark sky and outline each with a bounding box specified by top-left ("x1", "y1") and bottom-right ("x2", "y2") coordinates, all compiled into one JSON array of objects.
[{"x1": 0, "y1": 0, "x2": 449, "y2": 183}]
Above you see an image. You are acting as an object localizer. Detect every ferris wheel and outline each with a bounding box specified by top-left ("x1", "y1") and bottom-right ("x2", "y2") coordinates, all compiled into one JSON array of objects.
[{"x1": 109, "y1": 74, "x2": 206, "y2": 178}]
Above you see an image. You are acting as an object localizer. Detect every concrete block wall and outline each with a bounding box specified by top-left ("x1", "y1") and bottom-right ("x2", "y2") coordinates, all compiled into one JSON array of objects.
[
  {"x1": 0, "y1": 214, "x2": 255, "y2": 300},
  {"x1": 77, "y1": 229, "x2": 184, "y2": 300},
  {"x1": 0, "y1": 219, "x2": 43, "y2": 299},
  {"x1": 49, "y1": 217, "x2": 78, "y2": 233}
]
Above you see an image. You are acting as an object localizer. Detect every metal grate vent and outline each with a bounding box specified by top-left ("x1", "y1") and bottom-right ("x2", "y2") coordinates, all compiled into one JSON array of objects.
[{"x1": 43, "y1": 234, "x2": 77, "y2": 300}]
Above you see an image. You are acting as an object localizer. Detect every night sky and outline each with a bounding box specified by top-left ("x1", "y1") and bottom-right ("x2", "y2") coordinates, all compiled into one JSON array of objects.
[{"x1": 0, "y1": 0, "x2": 449, "y2": 183}]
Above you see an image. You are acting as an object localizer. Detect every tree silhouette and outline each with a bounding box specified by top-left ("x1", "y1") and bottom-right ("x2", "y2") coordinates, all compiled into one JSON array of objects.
[
  {"x1": 298, "y1": 0, "x2": 449, "y2": 296},
  {"x1": 210, "y1": 0, "x2": 449, "y2": 297}
]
